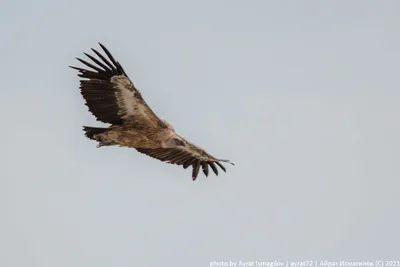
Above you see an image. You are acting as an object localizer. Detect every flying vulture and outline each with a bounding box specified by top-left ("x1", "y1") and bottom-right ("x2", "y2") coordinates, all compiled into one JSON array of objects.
[{"x1": 70, "y1": 43, "x2": 233, "y2": 180}]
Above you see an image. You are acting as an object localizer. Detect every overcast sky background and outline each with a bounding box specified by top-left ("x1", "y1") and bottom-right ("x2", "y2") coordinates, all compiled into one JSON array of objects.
[{"x1": 1, "y1": 1, "x2": 400, "y2": 266}]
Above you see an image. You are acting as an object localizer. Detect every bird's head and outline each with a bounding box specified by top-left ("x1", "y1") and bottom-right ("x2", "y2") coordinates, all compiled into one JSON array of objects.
[{"x1": 163, "y1": 136, "x2": 187, "y2": 148}]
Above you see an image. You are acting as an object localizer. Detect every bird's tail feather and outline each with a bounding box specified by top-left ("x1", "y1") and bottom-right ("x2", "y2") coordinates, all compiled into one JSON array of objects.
[
  {"x1": 82, "y1": 126, "x2": 107, "y2": 140},
  {"x1": 83, "y1": 126, "x2": 116, "y2": 147}
]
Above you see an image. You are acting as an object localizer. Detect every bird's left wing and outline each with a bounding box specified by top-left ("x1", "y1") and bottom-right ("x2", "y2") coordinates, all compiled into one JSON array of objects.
[
  {"x1": 136, "y1": 139, "x2": 233, "y2": 180},
  {"x1": 70, "y1": 43, "x2": 166, "y2": 129}
]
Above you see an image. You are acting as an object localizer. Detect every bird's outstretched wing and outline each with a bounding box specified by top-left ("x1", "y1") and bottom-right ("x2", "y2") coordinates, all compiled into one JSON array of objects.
[
  {"x1": 136, "y1": 139, "x2": 234, "y2": 180},
  {"x1": 70, "y1": 43, "x2": 166, "y2": 129}
]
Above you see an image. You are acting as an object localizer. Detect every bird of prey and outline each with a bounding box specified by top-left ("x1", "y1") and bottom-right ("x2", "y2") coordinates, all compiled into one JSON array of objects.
[{"x1": 70, "y1": 43, "x2": 233, "y2": 180}]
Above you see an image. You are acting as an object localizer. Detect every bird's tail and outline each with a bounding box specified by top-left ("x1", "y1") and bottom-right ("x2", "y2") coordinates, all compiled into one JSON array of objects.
[
  {"x1": 83, "y1": 126, "x2": 117, "y2": 147},
  {"x1": 82, "y1": 126, "x2": 107, "y2": 140}
]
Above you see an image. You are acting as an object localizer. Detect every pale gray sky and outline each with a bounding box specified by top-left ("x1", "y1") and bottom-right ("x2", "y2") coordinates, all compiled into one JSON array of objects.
[{"x1": 1, "y1": 1, "x2": 400, "y2": 266}]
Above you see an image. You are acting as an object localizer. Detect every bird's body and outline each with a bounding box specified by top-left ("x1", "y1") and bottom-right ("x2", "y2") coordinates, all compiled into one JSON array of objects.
[
  {"x1": 91, "y1": 125, "x2": 171, "y2": 149},
  {"x1": 71, "y1": 43, "x2": 233, "y2": 180}
]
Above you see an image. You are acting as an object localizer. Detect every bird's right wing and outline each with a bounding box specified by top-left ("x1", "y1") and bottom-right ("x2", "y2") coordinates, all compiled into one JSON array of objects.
[
  {"x1": 136, "y1": 138, "x2": 233, "y2": 180},
  {"x1": 70, "y1": 43, "x2": 166, "y2": 129}
]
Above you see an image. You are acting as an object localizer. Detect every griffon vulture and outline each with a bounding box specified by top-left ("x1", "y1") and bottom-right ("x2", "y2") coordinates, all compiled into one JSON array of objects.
[{"x1": 70, "y1": 43, "x2": 233, "y2": 180}]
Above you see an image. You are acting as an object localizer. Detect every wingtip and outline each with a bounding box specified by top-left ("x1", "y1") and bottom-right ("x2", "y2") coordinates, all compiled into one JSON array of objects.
[
  {"x1": 69, "y1": 65, "x2": 83, "y2": 72},
  {"x1": 218, "y1": 159, "x2": 235, "y2": 166},
  {"x1": 75, "y1": 57, "x2": 85, "y2": 64},
  {"x1": 98, "y1": 42, "x2": 107, "y2": 51}
]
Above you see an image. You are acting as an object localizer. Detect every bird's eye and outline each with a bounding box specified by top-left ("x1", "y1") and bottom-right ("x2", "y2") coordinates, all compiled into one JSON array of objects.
[{"x1": 174, "y1": 139, "x2": 185, "y2": 146}]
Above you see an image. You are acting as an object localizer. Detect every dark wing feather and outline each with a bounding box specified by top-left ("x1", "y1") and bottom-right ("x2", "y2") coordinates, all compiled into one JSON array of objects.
[
  {"x1": 70, "y1": 43, "x2": 165, "y2": 128},
  {"x1": 192, "y1": 160, "x2": 201, "y2": 180},
  {"x1": 209, "y1": 162, "x2": 218, "y2": 175},
  {"x1": 201, "y1": 162, "x2": 209, "y2": 177},
  {"x1": 136, "y1": 139, "x2": 232, "y2": 180}
]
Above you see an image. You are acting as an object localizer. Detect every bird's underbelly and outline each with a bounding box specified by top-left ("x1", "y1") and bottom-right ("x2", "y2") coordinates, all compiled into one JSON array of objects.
[{"x1": 100, "y1": 127, "x2": 167, "y2": 149}]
